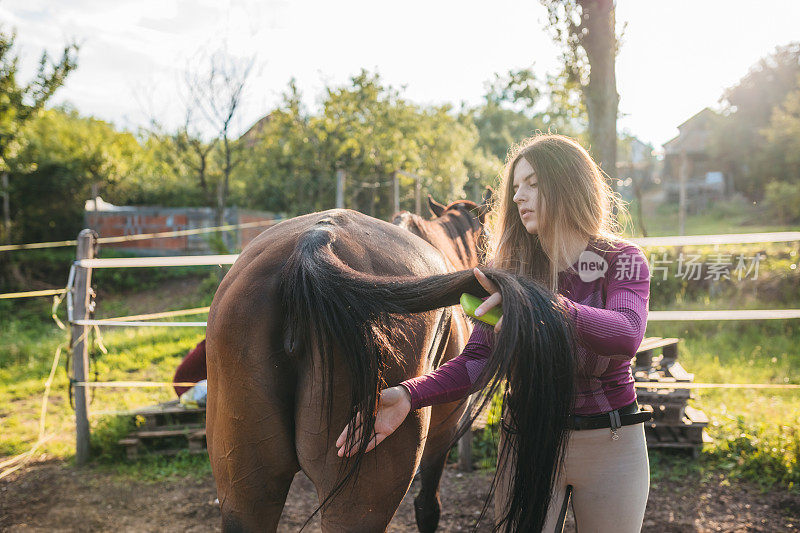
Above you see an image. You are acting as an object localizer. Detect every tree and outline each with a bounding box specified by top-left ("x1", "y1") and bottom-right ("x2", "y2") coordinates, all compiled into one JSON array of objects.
[
  {"x1": 8, "y1": 107, "x2": 143, "y2": 242},
  {"x1": 465, "y1": 67, "x2": 588, "y2": 165},
  {"x1": 722, "y1": 43, "x2": 800, "y2": 128},
  {"x1": 0, "y1": 28, "x2": 78, "y2": 241},
  {"x1": 238, "y1": 71, "x2": 485, "y2": 219},
  {"x1": 760, "y1": 75, "x2": 800, "y2": 184},
  {"x1": 540, "y1": 0, "x2": 620, "y2": 181},
  {"x1": 757, "y1": 74, "x2": 800, "y2": 223},
  {"x1": 235, "y1": 79, "x2": 331, "y2": 215},
  {"x1": 711, "y1": 43, "x2": 800, "y2": 199},
  {"x1": 183, "y1": 48, "x2": 254, "y2": 227},
  {"x1": 467, "y1": 68, "x2": 545, "y2": 163},
  {"x1": 145, "y1": 113, "x2": 218, "y2": 208}
]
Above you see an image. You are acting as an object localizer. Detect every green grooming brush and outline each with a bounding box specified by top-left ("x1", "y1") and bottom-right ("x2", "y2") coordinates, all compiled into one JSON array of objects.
[{"x1": 460, "y1": 293, "x2": 503, "y2": 327}]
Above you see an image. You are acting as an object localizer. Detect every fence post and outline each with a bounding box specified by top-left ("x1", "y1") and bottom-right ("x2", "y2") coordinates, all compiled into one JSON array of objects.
[
  {"x1": 678, "y1": 151, "x2": 688, "y2": 236},
  {"x1": 72, "y1": 229, "x2": 97, "y2": 465},
  {"x1": 415, "y1": 175, "x2": 421, "y2": 216},
  {"x1": 457, "y1": 430, "x2": 473, "y2": 472},
  {"x1": 336, "y1": 169, "x2": 345, "y2": 209},
  {"x1": 457, "y1": 396, "x2": 476, "y2": 472},
  {"x1": 393, "y1": 171, "x2": 400, "y2": 214}
]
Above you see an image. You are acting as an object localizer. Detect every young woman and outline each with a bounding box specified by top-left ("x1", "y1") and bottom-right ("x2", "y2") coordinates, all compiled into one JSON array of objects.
[{"x1": 336, "y1": 133, "x2": 652, "y2": 532}]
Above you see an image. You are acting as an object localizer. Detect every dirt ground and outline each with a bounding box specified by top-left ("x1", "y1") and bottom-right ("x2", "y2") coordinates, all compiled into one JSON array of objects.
[{"x1": 1, "y1": 460, "x2": 798, "y2": 532}]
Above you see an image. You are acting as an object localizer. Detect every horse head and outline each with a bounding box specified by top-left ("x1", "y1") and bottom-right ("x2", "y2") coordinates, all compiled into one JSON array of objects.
[{"x1": 392, "y1": 190, "x2": 491, "y2": 270}]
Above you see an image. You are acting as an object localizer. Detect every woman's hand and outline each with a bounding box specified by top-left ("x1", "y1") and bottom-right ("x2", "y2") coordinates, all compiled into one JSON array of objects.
[
  {"x1": 336, "y1": 385, "x2": 412, "y2": 457},
  {"x1": 473, "y1": 267, "x2": 503, "y2": 333}
]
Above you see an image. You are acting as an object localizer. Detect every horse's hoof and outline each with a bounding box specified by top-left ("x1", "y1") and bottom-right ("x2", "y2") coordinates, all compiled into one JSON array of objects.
[{"x1": 413, "y1": 495, "x2": 441, "y2": 533}]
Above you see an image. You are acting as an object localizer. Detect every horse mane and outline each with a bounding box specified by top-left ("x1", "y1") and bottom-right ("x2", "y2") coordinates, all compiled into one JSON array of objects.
[{"x1": 278, "y1": 220, "x2": 576, "y2": 532}]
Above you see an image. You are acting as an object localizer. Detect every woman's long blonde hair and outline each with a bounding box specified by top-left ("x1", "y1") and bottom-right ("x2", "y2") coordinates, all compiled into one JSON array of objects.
[{"x1": 486, "y1": 133, "x2": 631, "y2": 292}]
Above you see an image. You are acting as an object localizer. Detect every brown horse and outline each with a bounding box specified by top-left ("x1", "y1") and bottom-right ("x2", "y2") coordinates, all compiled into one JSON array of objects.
[{"x1": 206, "y1": 199, "x2": 488, "y2": 532}]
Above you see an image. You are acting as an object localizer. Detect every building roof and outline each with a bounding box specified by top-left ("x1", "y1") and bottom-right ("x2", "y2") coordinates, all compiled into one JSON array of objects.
[
  {"x1": 239, "y1": 113, "x2": 274, "y2": 145},
  {"x1": 663, "y1": 107, "x2": 717, "y2": 155},
  {"x1": 676, "y1": 107, "x2": 716, "y2": 131}
]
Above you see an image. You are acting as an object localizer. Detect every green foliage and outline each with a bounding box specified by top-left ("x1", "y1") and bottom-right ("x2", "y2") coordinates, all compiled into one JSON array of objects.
[
  {"x1": 705, "y1": 415, "x2": 799, "y2": 490},
  {"x1": 7, "y1": 163, "x2": 87, "y2": 242},
  {"x1": 467, "y1": 102, "x2": 540, "y2": 165},
  {"x1": 760, "y1": 80, "x2": 800, "y2": 188},
  {"x1": 647, "y1": 450, "x2": 705, "y2": 485},
  {"x1": 722, "y1": 43, "x2": 800, "y2": 130},
  {"x1": 645, "y1": 241, "x2": 800, "y2": 309},
  {"x1": 484, "y1": 67, "x2": 542, "y2": 110},
  {"x1": 237, "y1": 71, "x2": 484, "y2": 219},
  {"x1": 0, "y1": 28, "x2": 79, "y2": 245},
  {"x1": 710, "y1": 43, "x2": 800, "y2": 199},
  {"x1": 234, "y1": 65, "x2": 590, "y2": 217},
  {"x1": 2, "y1": 55, "x2": 595, "y2": 240},
  {"x1": 540, "y1": 0, "x2": 590, "y2": 87},
  {"x1": 6, "y1": 107, "x2": 151, "y2": 243},
  {"x1": 763, "y1": 180, "x2": 800, "y2": 224},
  {"x1": 16, "y1": 107, "x2": 140, "y2": 184},
  {"x1": 646, "y1": 313, "x2": 800, "y2": 492},
  {"x1": 0, "y1": 247, "x2": 75, "y2": 293},
  {"x1": 629, "y1": 193, "x2": 800, "y2": 239},
  {"x1": 464, "y1": 67, "x2": 587, "y2": 166},
  {"x1": 233, "y1": 79, "x2": 325, "y2": 214},
  {"x1": 90, "y1": 414, "x2": 136, "y2": 462},
  {"x1": 196, "y1": 270, "x2": 226, "y2": 304},
  {"x1": 448, "y1": 389, "x2": 504, "y2": 469},
  {"x1": 0, "y1": 245, "x2": 211, "y2": 295},
  {"x1": 0, "y1": 269, "x2": 212, "y2": 458},
  {"x1": 0, "y1": 28, "x2": 78, "y2": 171},
  {"x1": 113, "y1": 132, "x2": 207, "y2": 207},
  {"x1": 92, "y1": 262, "x2": 212, "y2": 296},
  {"x1": 472, "y1": 390, "x2": 505, "y2": 469},
  {"x1": 0, "y1": 297, "x2": 63, "y2": 371},
  {"x1": 95, "y1": 451, "x2": 212, "y2": 482},
  {"x1": 447, "y1": 424, "x2": 502, "y2": 470}
]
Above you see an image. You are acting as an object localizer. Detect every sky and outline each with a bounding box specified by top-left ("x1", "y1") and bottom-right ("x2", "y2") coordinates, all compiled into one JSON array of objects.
[{"x1": 1, "y1": 0, "x2": 799, "y2": 149}]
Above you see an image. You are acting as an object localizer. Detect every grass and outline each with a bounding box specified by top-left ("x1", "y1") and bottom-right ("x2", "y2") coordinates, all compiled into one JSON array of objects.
[
  {"x1": 1, "y1": 202, "x2": 799, "y2": 489},
  {"x1": 624, "y1": 195, "x2": 800, "y2": 237},
  {"x1": 0, "y1": 273, "x2": 211, "y2": 461},
  {"x1": 648, "y1": 319, "x2": 800, "y2": 490},
  {"x1": 93, "y1": 451, "x2": 213, "y2": 483}
]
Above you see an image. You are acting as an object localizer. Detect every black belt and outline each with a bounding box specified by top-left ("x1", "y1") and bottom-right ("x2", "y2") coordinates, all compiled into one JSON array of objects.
[{"x1": 567, "y1": 401, "x2": 653, "y2": 431}]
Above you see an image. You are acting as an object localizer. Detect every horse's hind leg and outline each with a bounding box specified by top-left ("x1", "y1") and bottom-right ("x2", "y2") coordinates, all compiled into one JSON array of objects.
[
  {"x1": 299, "y1": 412, "x2": 429, "y2": 532},
  {"x1": 295, "y1": 358, "x2": 431, "y2": 532},
  {"x1": 413, "y1": 448, "x2": 447, "y2": 533},
  {"x1": 206, "y1": 317, "x2": 300, "y2": 532},
  {"x1": 409, "y1": 311, "x2": 470, "y2": 532},
  {"x1": 414, "y1": 401, "x2": 465, "y2": 532}
]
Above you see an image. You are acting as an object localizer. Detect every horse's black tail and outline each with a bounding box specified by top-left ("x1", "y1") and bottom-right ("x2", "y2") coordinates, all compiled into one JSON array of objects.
[{"x1": 278, "y1": 224, "x2": 576, "y2": 532}]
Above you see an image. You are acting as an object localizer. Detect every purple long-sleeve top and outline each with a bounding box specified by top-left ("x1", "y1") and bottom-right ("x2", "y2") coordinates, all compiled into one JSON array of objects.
[{"x1": 400, "y1": 238, "x2": 651, "y2": 416}]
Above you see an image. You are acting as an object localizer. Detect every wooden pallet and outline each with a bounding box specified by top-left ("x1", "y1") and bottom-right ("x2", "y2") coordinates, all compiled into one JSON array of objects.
[
  {"x1": 644, "y1": 406, "x2": 711, "y2": 458},
  {"x1": 634, "y1": 338, "x2": 710, "y2": 455},
  {"x1": 118, "y1": 401, "x2": 207, "y2": 458},
  {"x1": 129, "y1": 399, "x2": 205, "y2": 428},
  {"x1": 119, "y1": 424, "x2": 207, "y2": 459},
  {"x1": 634, "y1": 337, "x2": 680, "y2": 369}
]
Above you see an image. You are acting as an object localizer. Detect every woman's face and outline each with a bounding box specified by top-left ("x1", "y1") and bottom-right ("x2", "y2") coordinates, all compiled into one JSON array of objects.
[{"x1": 512, "y1": 157, "x2": 539, "y2": 234}]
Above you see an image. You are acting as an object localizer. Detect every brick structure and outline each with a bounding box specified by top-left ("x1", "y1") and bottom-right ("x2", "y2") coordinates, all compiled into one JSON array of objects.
[{"x1": 85, "y1": 199, "x2": 280, "y2": 254}]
